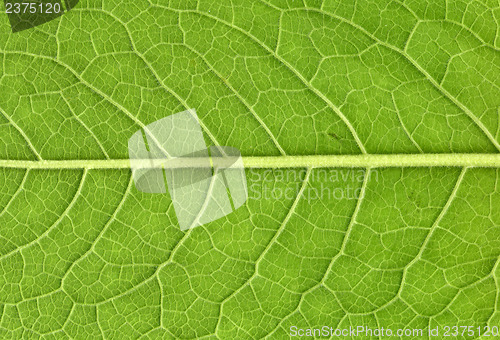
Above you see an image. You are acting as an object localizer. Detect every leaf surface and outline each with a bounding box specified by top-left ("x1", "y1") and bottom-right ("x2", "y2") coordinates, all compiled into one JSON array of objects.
[{"x1": 0, "y1": 0, "x2": 499, "y2": 338}]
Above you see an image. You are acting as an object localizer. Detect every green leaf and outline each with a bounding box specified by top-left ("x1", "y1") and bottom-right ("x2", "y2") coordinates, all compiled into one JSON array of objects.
[{"x1": 0, "y1": 0, "x2": 499, "y2": 339}]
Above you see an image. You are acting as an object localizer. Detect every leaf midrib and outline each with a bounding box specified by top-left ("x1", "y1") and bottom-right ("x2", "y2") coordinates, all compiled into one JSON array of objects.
[{"x1": 1, "y1": 154, "x2": 500, "y2": 169}]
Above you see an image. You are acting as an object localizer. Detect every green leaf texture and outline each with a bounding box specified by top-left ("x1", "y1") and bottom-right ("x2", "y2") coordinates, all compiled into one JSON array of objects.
[{"x1": 0, "y1": 0, "x2": 499, "y2": 338}]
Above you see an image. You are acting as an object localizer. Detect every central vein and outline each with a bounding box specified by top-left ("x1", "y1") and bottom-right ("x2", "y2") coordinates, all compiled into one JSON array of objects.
[{"x1": 0, "y1": 154, "x2": 500, "y2": 169}]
